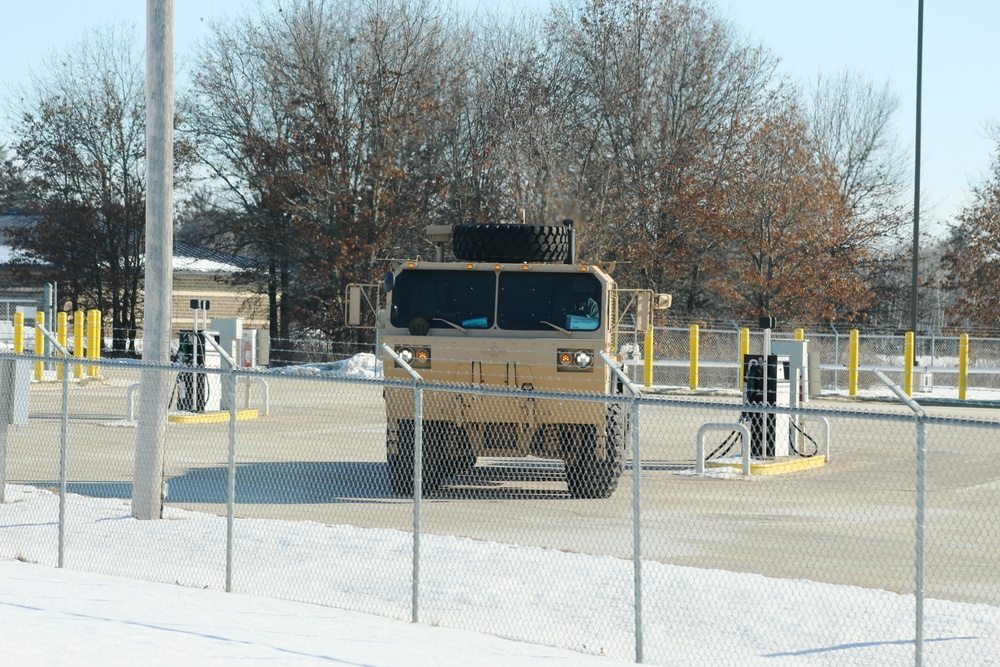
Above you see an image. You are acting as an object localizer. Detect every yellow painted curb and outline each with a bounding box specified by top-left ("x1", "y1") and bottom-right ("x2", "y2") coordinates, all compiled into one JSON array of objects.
[
  {"x1": 168, "y1": 409, "x2": 259, "y2": 424},
  {"x1": 707, "y1": 454, "x2": 826, "y2": 476}
]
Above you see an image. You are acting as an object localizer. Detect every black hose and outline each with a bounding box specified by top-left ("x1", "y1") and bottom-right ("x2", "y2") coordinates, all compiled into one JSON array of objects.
[{"x1": 789, "y1": 420, "x2": 819, "y2": 457}]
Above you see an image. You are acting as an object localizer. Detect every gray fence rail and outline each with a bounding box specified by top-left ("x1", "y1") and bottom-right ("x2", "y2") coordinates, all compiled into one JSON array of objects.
[{"x1": 1, "y1": 353, "x2": 999, "y2": 666}]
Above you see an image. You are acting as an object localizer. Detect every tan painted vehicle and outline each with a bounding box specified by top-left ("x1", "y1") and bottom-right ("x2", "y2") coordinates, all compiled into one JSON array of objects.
[{"x1": 347, "y1": 222, "x2": 670, "y2": 498}]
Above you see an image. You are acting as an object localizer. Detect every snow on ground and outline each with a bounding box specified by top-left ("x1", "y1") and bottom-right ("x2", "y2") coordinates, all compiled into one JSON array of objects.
[
  {"x1": 3, "y1": 484, "x2": 1000, "y2": 666},
  {"x1": 281, "y1": 352, "x2": 381, "y2": 379}
]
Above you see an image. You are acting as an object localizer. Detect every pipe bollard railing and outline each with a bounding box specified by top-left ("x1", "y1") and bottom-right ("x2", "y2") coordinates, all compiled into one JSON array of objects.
[
  {"x1": 697, "y1": 422, "x2": 751, "y2": 476},
  {"x1": 800, "y1": 415, "x2": 832, "y2": 462},
  {"x1": 240, "y1": 376, "x2": 269, "y2": 416},
  {"x1": 127, "y1": 383, "x2": 140, "y2": 421}
]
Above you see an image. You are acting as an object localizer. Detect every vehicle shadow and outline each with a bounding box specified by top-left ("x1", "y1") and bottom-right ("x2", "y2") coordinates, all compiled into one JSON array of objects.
[{"x1": 24, "y1": 459, "x2": 576, "y2": 505}]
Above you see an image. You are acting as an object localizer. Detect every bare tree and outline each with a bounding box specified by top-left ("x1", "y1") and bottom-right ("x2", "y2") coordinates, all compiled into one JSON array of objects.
[
  {"x1": 717, "y1": 94, "x2": 874, "y2": 321},
  {"x1": 5, "y1": 25, "x2": 147, "y2": 351},
  {"x1": 551, "y1": 0, "x2": 778, "y2": 312},
  {"x1": 944, "y1": 133, "x2": 1000, "y2": 328},
  {"x1": 809, "y1": 72, "x2": 908, "y2": 232}
]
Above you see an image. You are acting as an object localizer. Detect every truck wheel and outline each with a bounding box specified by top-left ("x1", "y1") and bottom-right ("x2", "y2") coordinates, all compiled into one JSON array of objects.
[
  {"x1": 452, "y1": 223, "x2": 569, "y2": 263},
  {"x1": 386, "y1": 421, "x2": 443, "y2": 496},
  {"x1": 563, "y1": 423, "x2": 624, "y2": 499}
]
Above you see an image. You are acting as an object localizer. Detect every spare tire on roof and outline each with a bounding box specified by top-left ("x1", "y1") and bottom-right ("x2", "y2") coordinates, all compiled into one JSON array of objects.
[{"x1": 451, "y1": 223, "x2": 569, "y2": 263}]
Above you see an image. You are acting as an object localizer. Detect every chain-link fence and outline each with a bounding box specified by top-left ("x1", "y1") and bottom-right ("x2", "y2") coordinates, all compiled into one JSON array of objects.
[
  {"x1": 1, "y1": 352, "x2": 999, "y2": 665},
  {"x1": 650, "y1": 326, "x2": 1000, "y2": 394}
]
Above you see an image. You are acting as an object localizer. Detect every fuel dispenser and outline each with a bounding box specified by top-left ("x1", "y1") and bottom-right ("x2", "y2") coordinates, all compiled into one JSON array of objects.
[
  {"x1": 742, "y1": 353, "x2": 790, "y2": 458},
  {"x1": 740, "y1": 318, "x2": 810, "y2": 459},
  {"x1": 176, "y1": 329, "x2": 221, "y2": 412}
]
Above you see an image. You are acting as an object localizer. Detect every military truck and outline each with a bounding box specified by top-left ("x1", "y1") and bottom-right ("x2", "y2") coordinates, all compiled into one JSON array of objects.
[{"x1": 347, "y1": 221, "x2": 670, "y2": 498}]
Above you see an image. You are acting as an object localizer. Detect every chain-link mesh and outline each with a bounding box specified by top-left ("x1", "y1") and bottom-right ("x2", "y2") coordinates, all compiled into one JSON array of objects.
[
  {"x1": 648, "y1": 327, "x2": 1000, "y2": 396},
  {"x1": 2, "y1": 351, "x2": 1000, "y2": 665}
]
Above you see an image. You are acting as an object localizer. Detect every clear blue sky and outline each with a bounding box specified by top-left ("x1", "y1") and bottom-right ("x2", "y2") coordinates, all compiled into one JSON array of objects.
[{"x1": 2, "y1": 0, "x2": 997, "y2": 232}]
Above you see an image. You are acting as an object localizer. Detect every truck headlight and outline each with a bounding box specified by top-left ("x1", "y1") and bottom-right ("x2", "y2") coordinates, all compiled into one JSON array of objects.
[
  {"x1": 395, "y1": 346, "x2": 431, "y2": 369},
  {"x1": 557, "y1": 348, "x2": 595, "y2": 372}
]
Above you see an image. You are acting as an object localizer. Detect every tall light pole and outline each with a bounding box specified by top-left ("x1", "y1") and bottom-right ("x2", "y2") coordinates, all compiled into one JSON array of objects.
[
  {"x1": 911, "y1": 0, "x2": 924, "y2": 336},
  {"x1": 133, "y1": 0, "x2": 174, "y2": 520}
]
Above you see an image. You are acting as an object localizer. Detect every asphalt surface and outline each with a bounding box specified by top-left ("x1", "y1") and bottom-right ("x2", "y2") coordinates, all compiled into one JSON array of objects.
[{"x1": 6, "y1": 370, "x2": 1000, "y2": 606}]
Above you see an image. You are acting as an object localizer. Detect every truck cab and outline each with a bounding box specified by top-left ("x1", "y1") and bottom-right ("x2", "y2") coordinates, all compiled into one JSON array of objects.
[{"x1": 349, "y1": 222, "x2": 669, "y2": 498}]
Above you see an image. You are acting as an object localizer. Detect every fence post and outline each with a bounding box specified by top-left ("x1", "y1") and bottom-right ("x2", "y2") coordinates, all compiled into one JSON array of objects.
[
  {"x1": 412, "y1": 382, "x2": 423, "y2": 624},
  {"x1": 226, "y1": 364, "x2": 238, "y2": 593},
  {"x1": 915, "y1": 415, "x2": 927, "y2": 666},
  {"x1": 848, "y1": 329, "x2": 859, "y2": 396},
  {"x1": 830, "y1": 324, "x2": 840, "y2": 392},
  {"x1": 958, "y1": 334, "x2": 969, "y2": 400},
  {"x1": 689, "y1": 324, "x2": 699, "y2": 391},
  {"x1": 739, "y1": 328, "x2": 749, "y2": 392},
  {"x1": 631, "y1": 395, "x2": 643, "y2": 663},
  {"x1": 58, "y1": 344, "x2": 70, "y2": 568},
  {"x1": 903, "y1": 332, "x2": 915, "y2": 397},
  {"x1": 34, "y1": 311, "x2": 45, "y2": 381}
]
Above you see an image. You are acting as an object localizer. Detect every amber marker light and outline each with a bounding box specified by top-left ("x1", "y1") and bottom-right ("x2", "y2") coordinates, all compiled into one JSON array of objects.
[
  {"x1": 466, "y1": 263, "x2": 476, "y2": 269},
  {"x1": 521, "y1": 264, "x2": 530, "y2": 271},
  {"x1": 407, "y1": 262, "x2": 417, "y2": 268},
  {"x1": 494, "y1": 263, "x2": 503, "y2": 270}
]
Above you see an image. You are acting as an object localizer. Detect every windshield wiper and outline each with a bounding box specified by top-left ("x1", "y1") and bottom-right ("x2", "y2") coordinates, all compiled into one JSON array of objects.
[
  {"x1": 433, "y1": 317, "x2": 468, "y2": 334},
  {"x1": 540, "y1": 320, "x2": 572, "y2": 337}
]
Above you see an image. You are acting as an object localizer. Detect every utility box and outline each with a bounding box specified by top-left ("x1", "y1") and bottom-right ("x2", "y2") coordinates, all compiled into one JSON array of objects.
[
  {"x1": 0, "y1": 358, "x2": 30, "y2": 425},
  {"x1": 256, "y1": 328, "x2": 270, "y2": 367},
  {"x1": 240, "y1": 329, "x2": 257, "y2": 368},
  {"x1": 176, "y1": 330, "x2": 221, "y2": 412},
  {"x1": 211, "y1": 318, "x2": 243, "y2": 364}
]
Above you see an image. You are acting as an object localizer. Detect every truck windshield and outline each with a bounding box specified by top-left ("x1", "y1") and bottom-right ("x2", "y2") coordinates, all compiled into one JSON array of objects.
[
  {"x1": 389, "y1": 270, "x2": 496, "y2": 330},
  {"x1": 497, "y1": 272, "x2": 601, "y2": 331}
]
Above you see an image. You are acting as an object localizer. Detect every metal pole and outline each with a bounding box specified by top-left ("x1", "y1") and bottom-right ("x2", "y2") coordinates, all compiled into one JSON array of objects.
[
  {"x1": 911, "y1": 0, "x2": 924, "y2": 338},
  {"x1": 132, "y1": 0, "x2": 174, "y2": 520},
  {"x1": 632, "y1": 396, "x2": 643, "y2": 663},
  {"x1": 226, "y1": 365, "x2": 237, "y2": 592},
  {"x1": 831, "y1": 325, "x2": 840, "y2": 392},
  {"x1": 915, "y1": 416, "x2": 926, "y2": 667},
  {"x1": 412, "y1": 384, "x2": 423, "y2": 623},
  {"x1": 0, "y1": 361, "x2": 8, "y2": 504},
  {"x1": 58, "y1": 353, "x2": 69, "y2": 567}
]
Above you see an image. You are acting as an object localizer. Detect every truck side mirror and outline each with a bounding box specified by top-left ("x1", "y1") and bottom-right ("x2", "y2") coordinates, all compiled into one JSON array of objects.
[
  {"x1": 655, "y1": 293, "x2": 672, "y2": 309},
  {"x1": 636, "y1": 293, "x2": 651, "y2": 332},
  {"x1": 347, "y1": 285, "x2": 362, "y2": 326}
]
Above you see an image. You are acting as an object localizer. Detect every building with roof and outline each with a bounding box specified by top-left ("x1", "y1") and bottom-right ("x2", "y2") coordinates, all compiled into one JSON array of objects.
[{"x1": 0, "y1": 215, "x2": 270, "y2": 338}]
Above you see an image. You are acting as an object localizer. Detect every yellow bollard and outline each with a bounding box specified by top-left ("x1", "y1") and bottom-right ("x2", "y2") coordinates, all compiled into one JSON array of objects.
[
  {"x1": 34, "y1": 311, "x2": 45, "y2": 381},
  {"x1": 74, "y1": 311, "x2": 85, "y2": 379},
  {"x1": 739, "y1": 328, "x2": 750, "y2": 391},
  {"x1": 848, "y1": 329, "x2": 859, "y2": 396},
  {"x1": 958, "y1": 333, "x2": 969, "y2": 400},
  {"x1": 643, "y1": 326, "x2": 654, "y2": 388},
  {"x1": 903, "y1": 331, "x2": 915, "y2": 397},
  {"x1": 13, "y1": 311, "x2": 23, "y2": 354},
  {"x1": 689, "y1": 324, "x2": 700, "y2": 391},
  {"x1": 87, "y1": 309, "x2": 100, "y2": 377},
  {"x1": 794, "y1": 328, "x2": 804, "y2": 341},
  {"x1": 57, "y1": 312, "x2": 68, "y2": 380}
]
